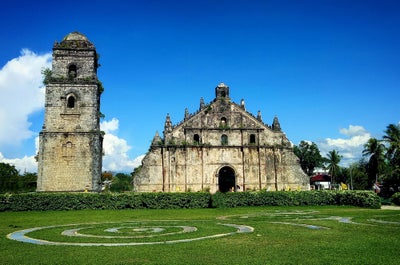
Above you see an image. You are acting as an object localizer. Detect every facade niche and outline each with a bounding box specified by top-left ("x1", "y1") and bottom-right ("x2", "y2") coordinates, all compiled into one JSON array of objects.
[
  {"x1": 193, "y1": 134, "x2": 200, "y2": 144},
  {"x1": 67, "y1": 94, "x2": 76, "y2": 108},
  {"x1": 221, "y1": 134, "x2": 228, "y2": 145},
  {"x1": 68, "y1": 64, "x2": 77, "y2": 79},
  {"x1": 249, "y1": 134, "x2": 256, "y2": 144}
]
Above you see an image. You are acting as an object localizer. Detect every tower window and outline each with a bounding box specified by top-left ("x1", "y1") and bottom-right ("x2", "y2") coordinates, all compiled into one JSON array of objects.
[
  {"x1": 68, "y1": 64, "x2": 77, "y2": 79},
  {"x1": 250, "y1": 134, "x2": 256, "y2": 144},
  {"x1": 67, "y1": 95, "x2": 76, "y2": 108},
  {"x1": 62, "y1": 141, "x2": 75, "y2": 158},
  {"x1": 221, "y1": 134, "x2": 228, "y2": 145},
  {"x1": 193, "y1": 134, "x2": 200, "y2": 144}
]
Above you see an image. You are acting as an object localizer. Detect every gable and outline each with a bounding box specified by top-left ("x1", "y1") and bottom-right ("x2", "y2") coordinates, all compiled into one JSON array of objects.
[{"x1": 162, "y1": 85, "x2": 289, "y2": 147}]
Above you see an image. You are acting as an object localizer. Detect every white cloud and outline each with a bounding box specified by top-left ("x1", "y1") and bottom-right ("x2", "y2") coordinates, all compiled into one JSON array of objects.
[
  {"x1": 100, "y1": 118, "x2": 119, "y2": 133},
  {"x1": 0, "y1": 152, "x2": 37, "y2": 173},
  {"x1": 101, "y1": 119, "x2": 144, "y2": 172},
  {"x1": 339, "y1": 125, "x2": 368, "y2": 137},
  {"x1": 0, "y1": 49, "x2": 51, "y2": 148},
  {"x1": 0, "y1": 50, "x2": 142, "y2": 173},
  {"x1": 317, "y1": 125, "x2": 371, "y2": 166}
]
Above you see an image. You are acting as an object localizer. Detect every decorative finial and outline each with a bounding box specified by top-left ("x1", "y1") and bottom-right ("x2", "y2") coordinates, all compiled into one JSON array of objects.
[
  {"x1": 152, "y1": 131, "x2": 162, "y2": 146},
  {"x1": 257, "y1": 110, "x2": 262, "y2": 121},
  {"x1": 272, "y1": 116, "x2": 281, "y2": 131},
  {"x1": 184, "y1": 108, "x2": 189, "y2": 120},
  {"x1": 200, "y1": 97, "x2": 205, "y2": 110},
  {"x1": 164, "y1": 113, "x2": 172, "y2": 133}
]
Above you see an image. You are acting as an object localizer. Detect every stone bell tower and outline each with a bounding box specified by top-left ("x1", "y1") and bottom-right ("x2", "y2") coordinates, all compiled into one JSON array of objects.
[{"x1": 37, "y1": 32, "x2": 103, "y2": 192}]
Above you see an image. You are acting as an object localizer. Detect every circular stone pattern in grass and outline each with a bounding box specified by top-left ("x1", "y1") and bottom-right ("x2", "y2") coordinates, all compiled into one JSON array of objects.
[{"x1": 7, "y1": 221, "x2": 254, "y2": 246}]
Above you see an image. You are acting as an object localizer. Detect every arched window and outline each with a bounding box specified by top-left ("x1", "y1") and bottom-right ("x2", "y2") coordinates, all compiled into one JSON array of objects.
[
  {"x1": 220, "y1": 117, "x2": 228, "y2": 129},
  {"x1": 62, "y1": 141, "x2": 75, "y2": 159},
  {"x1": 249, "y1": 134, "x2": 256, "y2": 144},
  {"x1": 68, "y1": 64, "x2": 77, "y2": 78},
  {"x1": 67, "y1": 95, "x2": 75, "y2": 108},
  {"x1": 193, "y1": 134, "x2": 200, "y2": 144},
  {"x1": 221, "y1": 134, "x2": 228, "y2": 145}
]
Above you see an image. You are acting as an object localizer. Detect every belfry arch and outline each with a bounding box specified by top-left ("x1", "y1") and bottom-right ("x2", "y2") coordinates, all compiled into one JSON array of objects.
[{"x1": 218, "y1": 166, "x2": 236, "y2": 193}]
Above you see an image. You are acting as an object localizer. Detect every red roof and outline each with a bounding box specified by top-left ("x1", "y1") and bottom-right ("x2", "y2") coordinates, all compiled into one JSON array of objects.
[{"x1": 310, "y1": 174, "x2": 331, "y2": 182}]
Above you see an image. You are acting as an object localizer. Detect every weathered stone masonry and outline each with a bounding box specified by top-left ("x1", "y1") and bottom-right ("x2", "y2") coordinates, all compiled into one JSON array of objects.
[
  {"x1": 134, "y1": 83, "x2": 309, "y2": 193},
  {"x1": 37, "y1": 32, "x2": 103, "y2": 192},
  {"x1": 36, "y1": 32, "x2": 307, "y2": 193}
]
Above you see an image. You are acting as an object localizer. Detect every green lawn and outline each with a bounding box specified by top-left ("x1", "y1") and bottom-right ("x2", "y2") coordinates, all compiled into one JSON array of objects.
[{"x1": 1, "y1": 206, "x2": 399, "y2": 265}]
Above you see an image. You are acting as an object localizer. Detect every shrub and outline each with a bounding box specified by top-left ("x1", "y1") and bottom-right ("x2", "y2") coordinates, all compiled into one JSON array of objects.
[
  {"x1": 211, "y1": 190, "x2": 380, "y2": 209},
  {"x1": 0, "y1": 192, "x2": 211, "y2": 212},
  {"x1": 0, "y1": 190, "x2": 380, "y2": 212},
  {"x1": 391, "y1": 192, "x2": 400, "y2": 206}
]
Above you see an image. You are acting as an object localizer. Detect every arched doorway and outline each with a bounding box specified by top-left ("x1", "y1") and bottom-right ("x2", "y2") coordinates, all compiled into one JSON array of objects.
[{"x1": 218, "y1": 166, "x2": 236, "y2": 192}]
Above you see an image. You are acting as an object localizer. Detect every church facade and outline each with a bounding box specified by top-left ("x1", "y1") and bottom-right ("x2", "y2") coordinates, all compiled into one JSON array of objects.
[
  {"x1": 134, "y1": 83, "x2": 309, "y2": 193},
  {"x1": 37, "y1": 32, "x2": 103, "y2": 192}
]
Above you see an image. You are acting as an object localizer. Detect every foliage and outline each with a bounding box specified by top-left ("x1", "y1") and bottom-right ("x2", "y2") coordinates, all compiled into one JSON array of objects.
[
  {"x1": 97, "y1": 80, "x2": 104, "y2": 94},
  {"x1": 391, "y1": 192, "x2": 400, "y2": 206},
  {"x1": 362, "y1": 137, "x2": 386, "y2": 186},
  {"x1": 293, "y1": 141, "x2": 323, "y2": 176},
  {"x1": 382, "y1": 123, "x2": 400, "y2": 191},
  {"x1": 344, "y1": 161, "x2": 370, "y2": 190},
  {"x1": 110, "y1": 173, "x2": 133, "y2": 192},
  {"x1": 324, "y1": 149, "x2": 342, "y2": 184},
  {"x1": 41, "y1": 67, "x2": 52, "y2": 85},
  {"x1": 1, "y1": 190, "x2": 381, "y2": 212},
  {"x1": 356, "y1": 123, "x2": 400, "y2": 197},
  {"x1": 101, "y1": 171, "x2": 113, "y2": 181},
  {"x1": 0, "y1": 162, "x2": 19, "y2": 179},
  {"x1": 0, "y1": 192, "x2": 212, "y2": 211},
  {"x1": 0, "y1": 163, "x2": 36, "y2": 193},
  {"x1": 211, "y1": 190, "x2": 380, "y2": 209}
]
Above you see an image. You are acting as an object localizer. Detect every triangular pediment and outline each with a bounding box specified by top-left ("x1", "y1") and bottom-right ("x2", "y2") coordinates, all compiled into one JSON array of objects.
[{"x1": 171, "y1": 98, "x2": 272, "y2": 132}]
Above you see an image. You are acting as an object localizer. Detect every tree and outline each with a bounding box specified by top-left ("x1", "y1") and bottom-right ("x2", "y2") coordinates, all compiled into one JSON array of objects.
[
  {"x1": 324, "y1": 150, "x2": 342, "y2": 185},
  {"x1": 19, "y1": 172, "x2": 37, "y2": 192},
  {"x1": 110, "y1": 173, "x2": 132, "y2": 192},
  {"x1": 0, "y1": 162, "x2": 19, "y2": 192},
  {"x1": 382, "y1": 123, "x2": 400, "y2": 189},
  {"x1": 345, "y1": 160, "x2": 369, "y2": 190},
  {"x1": 293, "y1": 141, "x2": 323, "y2": 176},
  {"x1": 362, "y1": 138, "x2": 386, "y2": 186}
]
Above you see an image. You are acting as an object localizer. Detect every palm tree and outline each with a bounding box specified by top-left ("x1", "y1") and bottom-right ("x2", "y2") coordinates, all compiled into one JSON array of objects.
[
  {"x1": 382, "y1": 124, "x2": 400, "y2": 187},
  {"x1": 325, "y1": 150, "x2": 342, "y2": 187},
  {"x1": 383, "y1": 124, "x2": 400, "y2": 163},
  {"x1": 362, "y1": 138, "x2": 386, "y2": 185}
]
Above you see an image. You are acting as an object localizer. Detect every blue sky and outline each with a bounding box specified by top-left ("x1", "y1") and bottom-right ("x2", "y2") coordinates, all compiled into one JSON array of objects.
[{"x1": 1, "y1": 0, "x2": 399, "y2": 173}]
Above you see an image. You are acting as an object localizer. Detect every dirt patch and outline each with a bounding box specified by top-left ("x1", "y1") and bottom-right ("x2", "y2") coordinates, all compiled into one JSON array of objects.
[{"x1": 381, "y1": 205, "x2": 400, "y2": 210}]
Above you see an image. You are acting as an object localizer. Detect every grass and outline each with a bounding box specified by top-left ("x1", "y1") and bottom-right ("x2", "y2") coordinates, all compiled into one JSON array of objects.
[{"x1": 1, "y1": 206, "x2": 399, "y2": 265}]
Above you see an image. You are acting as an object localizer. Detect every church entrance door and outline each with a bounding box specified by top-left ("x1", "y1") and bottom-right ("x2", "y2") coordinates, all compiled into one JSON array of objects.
[{"x1": 218, "y1": 166, "x2": 236, "y2": 192}]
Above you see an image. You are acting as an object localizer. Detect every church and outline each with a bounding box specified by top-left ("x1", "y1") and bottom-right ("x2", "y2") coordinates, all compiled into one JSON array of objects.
[
  {"x1": 36, "y1": 32, "x2": 308, "y2": 193},
  {"x1": 134, "y1": 83, "x2": 309, "y2": 193}
]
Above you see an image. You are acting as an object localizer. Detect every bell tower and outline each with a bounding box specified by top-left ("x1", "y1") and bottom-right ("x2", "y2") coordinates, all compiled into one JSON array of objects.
[{"x1": 37, "y1": 32, "x2": 103, "y2": 192}]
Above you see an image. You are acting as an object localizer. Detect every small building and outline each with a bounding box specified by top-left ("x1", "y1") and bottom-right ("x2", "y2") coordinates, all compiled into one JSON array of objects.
[
  {"x1": 134, "y1": 83, "x2": 309, "y2": 193},
  {"x1": 310, "y1": 174, "x2": 331, "y2": 190}
]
